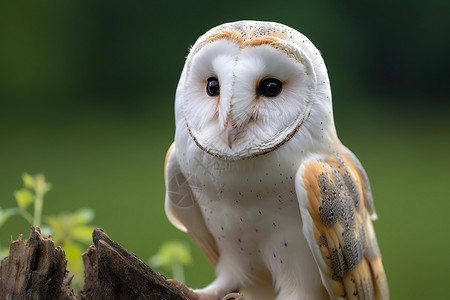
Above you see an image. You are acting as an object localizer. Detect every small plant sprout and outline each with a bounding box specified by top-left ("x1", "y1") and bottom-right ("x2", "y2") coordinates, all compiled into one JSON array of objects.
[
  {"x1": 45, "y1": 207, "x2": 95, "y2": 288},
  {"x1": 0, "y1": 173, "x2": 96, "y2": 291},
  {"x1": 149, "y1": 241, "x2": 193, "y2": 283},
  {"x1": 19, "y1": 173, "x2": 52, "y2": 227},
  {"x1": 1, "y1": 173, "x2": 52, "y2": 229}
]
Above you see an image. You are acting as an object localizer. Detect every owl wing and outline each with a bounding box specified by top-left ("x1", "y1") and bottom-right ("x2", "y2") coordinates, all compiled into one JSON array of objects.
[
  {"x1": 164, "y1": 143, "x2": 220, "y2": 266},
  {"x1": 295, "y1": 146, "x2": 389, "y2": 300}
]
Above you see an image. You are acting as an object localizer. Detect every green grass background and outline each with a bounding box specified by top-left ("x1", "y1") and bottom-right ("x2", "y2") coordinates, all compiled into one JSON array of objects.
[{"x1": 1, "y1": 1, "x2": 449, "y2": 299}]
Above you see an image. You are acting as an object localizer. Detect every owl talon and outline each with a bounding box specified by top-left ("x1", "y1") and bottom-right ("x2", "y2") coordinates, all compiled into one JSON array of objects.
[
  {"x1": 222, "y1": 292, "x2": 244, "y2": 300},
  {"x1": 168, "y1": 279, "x2": 235, "y2": 300},
  {"x1": 167, "y1": 279, "x2": 199, "y2": 299}
]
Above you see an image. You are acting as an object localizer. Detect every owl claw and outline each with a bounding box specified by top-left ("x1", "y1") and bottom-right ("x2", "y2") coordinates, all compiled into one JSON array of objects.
[
  {"x1": 167, "y1": 279, "x2": 199, "y2": 299},
  {"x1": 222, "y1": 292, "x2": 244, "y2": 300},
  {"x1": 168, "y1": 279, "x2": 241, "y2": 300}
]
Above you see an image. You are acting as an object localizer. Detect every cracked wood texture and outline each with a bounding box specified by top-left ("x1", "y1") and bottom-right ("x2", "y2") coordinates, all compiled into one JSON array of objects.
[{"x1": 0, "y1": 226, "x2": 190, "y2": 300}]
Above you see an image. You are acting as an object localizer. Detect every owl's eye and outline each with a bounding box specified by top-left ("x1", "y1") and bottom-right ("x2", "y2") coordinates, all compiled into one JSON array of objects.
[
  {"x1": 206, "y1": 77, "x2": 220, "y2": 96},
  {"x1": 258, "y1": 78, "x2": 282, "y2": 98}
]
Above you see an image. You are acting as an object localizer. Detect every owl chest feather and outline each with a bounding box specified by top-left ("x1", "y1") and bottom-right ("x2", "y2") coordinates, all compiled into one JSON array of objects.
[
  {"x1": 181, "y1": 150, "x2": 318, "y2": 280},
  {"x1": 194, "y1": 166, "x2": 300, "y2": 244}
]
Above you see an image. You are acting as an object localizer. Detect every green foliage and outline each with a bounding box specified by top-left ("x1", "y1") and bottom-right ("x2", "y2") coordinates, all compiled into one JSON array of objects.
[
  {"x1": 0, "y1": 173, "x2": 95, "y2": 291},
  {"x1": 1, "y1": 172, "x2": 194, "y2": 291},
  {"x1": 14, "y1": 188, "x2": 34, "y2": 209},
  {"x1": 149, "y1": 241, "x2": 193, "y2": 284}
]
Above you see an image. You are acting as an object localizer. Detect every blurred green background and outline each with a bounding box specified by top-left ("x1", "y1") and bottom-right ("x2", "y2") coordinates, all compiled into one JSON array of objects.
[{"x1": 1, "y1": 0, "x2": 449, "y2": 299}]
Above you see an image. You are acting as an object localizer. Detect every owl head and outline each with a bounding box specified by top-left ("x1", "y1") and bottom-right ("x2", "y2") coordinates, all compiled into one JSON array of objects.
[{"x1": 175, "y1": 21, "x2": 337, "y2": 161}]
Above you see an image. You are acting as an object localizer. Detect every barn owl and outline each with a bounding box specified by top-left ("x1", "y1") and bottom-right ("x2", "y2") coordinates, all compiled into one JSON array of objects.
[{"x1": 164, "y1": 20, "x2": 389, "y2": 300}]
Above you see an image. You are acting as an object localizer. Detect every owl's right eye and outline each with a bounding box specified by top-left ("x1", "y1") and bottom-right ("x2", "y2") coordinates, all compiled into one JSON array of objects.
[{"x1": 206, "y1": 77, "x2": 220, "y2": 96}]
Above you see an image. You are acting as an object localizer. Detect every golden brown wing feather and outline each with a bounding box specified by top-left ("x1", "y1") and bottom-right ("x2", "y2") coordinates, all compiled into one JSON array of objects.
[{"x1": 300, "y1": 147, "x2": 389, "y2": 299}]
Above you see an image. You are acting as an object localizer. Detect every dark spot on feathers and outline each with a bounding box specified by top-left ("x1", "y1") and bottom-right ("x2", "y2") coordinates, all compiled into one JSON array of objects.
[
  {"x1": 319, "y1": 234, "x2": 327, "y2": 248},
  {"x1": 315, "y1": 157, "x2": 367, "y2": 277}
]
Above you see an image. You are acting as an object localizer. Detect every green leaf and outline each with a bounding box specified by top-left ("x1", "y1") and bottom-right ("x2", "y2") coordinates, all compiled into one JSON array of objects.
[
  {"x1": 45, "y1": 215, "x2": 65, "y2": 234},
  {"x1": 43, "y1": 182, "x2": 52, "y2": 194},
  {"x1": 22, "y1": 172, "x2": 34, "y2": 188},
  {"x1": 72, "y1": 208, "x2": 95, "y2": 225},
  {"x1": 14, "y1": 189, "x2": 34, "y2": 209},
  {"x1": 62, "y1": 240, "x2": 85, "y2": 291},
  {"x1": 70, "y1": 225, "x2": 94, "y2": 244},
  {"x1": 151, "y1": 241, "x2": 193, "y2": 268},
  {"x1": 34, "y1": 173, "x2": 52, "y2": 194}
]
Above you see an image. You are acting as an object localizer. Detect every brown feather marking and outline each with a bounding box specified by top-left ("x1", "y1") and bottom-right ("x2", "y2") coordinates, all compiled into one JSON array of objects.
[
  {"x1": 328, "y1": 277, "x2": 346, "y2": 298},
  {"x1": 193, "y1": 28, "x2": 306, "y2": 63},
  {"x1": 197, "y1": 29, "x2": 289, "y2": 50},
  {"x1": 200, "y1": 29, "x2": 245, "y2": 48},
  {"x1": 302, "y1": 152, "x2": 389, "y2": 300},
  {"x1": 303, "y1": 160, "x2": 326, "y2": 216},
  {"x1": 370, "y1": 256, "x2": 388, "y2": 299},
  {"x1": 314, "y1": 226, "x2": 332, "y2": 269},
  {"x1": 341, "y1": 148, "x2": 389, "y2": 299},
  {"x1": 340, "y1": 147, "x2": 376, "y2": 217},
  {"x1": 343, "y1": 273, "x2": 358, "y2": 300}
]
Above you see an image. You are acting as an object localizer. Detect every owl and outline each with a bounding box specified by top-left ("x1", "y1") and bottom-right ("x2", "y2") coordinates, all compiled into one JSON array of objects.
[{"x1": 164, "y1": 21, "x2": 389, "y2": 300}]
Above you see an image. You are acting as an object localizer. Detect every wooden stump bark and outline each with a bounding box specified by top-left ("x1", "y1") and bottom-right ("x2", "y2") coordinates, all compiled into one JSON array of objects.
[{"x1": 0, "y1": 226, "x2": 190, "y2": 300}]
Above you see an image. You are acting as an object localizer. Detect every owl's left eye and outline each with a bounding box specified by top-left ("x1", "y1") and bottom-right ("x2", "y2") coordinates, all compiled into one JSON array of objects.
[
  {"x1": 258, "y1": 78, "x2": 282, "y2": 98},
  {"x1": 206, "y1": 77, "x2": 220, "y2": 96}
]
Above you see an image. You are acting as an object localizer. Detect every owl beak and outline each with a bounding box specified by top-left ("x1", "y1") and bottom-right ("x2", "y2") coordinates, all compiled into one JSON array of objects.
[{"x1": 225, "y1": 121, "x2": 237, "y2": 149}]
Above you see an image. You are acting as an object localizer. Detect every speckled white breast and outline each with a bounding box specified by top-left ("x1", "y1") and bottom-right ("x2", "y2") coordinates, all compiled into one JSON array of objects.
[{"x1": 176, "y1": 140, "x2": 324, "y2": 297}]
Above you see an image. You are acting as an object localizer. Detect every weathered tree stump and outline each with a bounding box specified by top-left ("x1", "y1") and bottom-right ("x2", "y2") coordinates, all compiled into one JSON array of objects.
[{"x1": 0, "y1": 226, "x2": 190, "y2": 300}]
